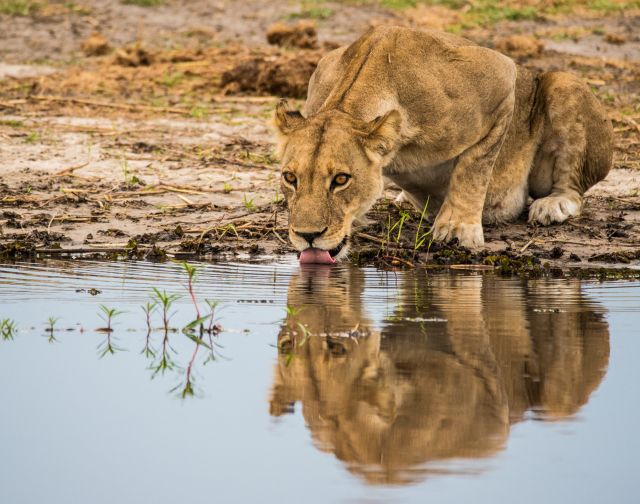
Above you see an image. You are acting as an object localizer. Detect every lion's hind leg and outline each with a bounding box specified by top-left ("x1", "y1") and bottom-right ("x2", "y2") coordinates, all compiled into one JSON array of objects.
[{"x1": 528, "y1": 72, "x2": 613, "y2": 225}]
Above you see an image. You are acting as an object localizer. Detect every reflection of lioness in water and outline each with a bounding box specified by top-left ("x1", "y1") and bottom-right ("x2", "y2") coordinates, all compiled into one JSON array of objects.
[
  {"x1": 274, "y1": 26, "x2": 613, "y2": 263},
  {"x1": 270, "y1": 268, "x2": 609, "y2": 484}
]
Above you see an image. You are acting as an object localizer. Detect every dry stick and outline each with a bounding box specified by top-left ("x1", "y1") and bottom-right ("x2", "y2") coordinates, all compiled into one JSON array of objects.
[
  {"x1": 28, "y1": 95, "x2": 192, "y2": 115},
  {"x1": 47, "y1": 213, "x2": 57, "y2": 231},
  {"x1": 381, "y1": 255, "x2": 416, "y2": 268},
  {"x1": 176, "y1": 194, "x2": 196, "y2": 206},
  {"x1": 519, "y1": 238, "x2": 536, "y2": 254},
  {"x1": 271, "y1": 230, "x2": 287, "y2": 245},
  {"x1": 54, "y1": 160, "x2": 90, "y2": 177}
]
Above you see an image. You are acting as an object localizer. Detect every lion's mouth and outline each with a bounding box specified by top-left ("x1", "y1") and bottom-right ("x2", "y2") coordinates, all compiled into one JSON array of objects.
[{"x1": 298, "y1": 237, "x2": 347, "y2": 265}]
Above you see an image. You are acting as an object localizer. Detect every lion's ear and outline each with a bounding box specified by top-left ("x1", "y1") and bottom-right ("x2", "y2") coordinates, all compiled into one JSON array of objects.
[
  {"x1": 274, "y1": 99, "x2": 306, "y2": 135},
  {"x1": 361, "y1": 110, "x2": 402, "y2": 158}
]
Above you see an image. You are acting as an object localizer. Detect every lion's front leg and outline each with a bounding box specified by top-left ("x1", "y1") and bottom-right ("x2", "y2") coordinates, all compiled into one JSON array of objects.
[{"x1": 431, "y1": 95, "x2": 515, "y2": 249}]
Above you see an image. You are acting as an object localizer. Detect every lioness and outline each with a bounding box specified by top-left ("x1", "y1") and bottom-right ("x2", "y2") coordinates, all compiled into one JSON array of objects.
[{"x1": 274, "y1": 26, "x2": 613, "y2": 263}]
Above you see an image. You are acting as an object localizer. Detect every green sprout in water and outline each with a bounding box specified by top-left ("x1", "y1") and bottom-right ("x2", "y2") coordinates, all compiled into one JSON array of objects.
[
  {"x1": 179, "y1": 260, "x2": 200, "y2": 319},
  {"x1": 97, "y1": 305, "x2": 124, "y2": 357},
  {"x1": 1, "y1": 319, "x2": 17, "y2": 340},
  {"x1": 98, "y1": 305, "x2": 123, "y2": 333},
  {"x1": 150, "y1": 288, "x2": 180, "y2": 377},
  {"x1": 45, "y1": 316, "x2": 59, "y2": 343},
  {"x1": 151, "y1": 288, "x2": 180, "y2": 335}
]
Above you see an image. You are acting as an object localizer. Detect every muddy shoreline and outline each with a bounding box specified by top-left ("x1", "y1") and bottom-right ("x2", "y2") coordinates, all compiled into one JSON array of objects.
[{"x1": 1, "y1": 1, "x2": 639, "y2": 273}]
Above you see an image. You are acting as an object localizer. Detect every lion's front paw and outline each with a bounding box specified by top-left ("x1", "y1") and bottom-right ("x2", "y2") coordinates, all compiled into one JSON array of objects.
[
  {"x1": 431, "y1": 210, "x2": 484, "y2": 249},
  {"x1": 528, "y1": 194, "x2": 581, "y2": 225}
]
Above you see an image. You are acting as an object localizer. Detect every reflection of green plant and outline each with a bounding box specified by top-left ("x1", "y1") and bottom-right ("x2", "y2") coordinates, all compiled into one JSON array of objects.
[
  {"x1": 1, "y1": 319, "x2": 17, "y2": 340},
  {"x1": 97, "y1": 306, "x2": 124, "y2": 357},
  {"x1": 141, "y1": 302, "x2": 157, "y2": 358},
  {"x1": 281, "y1": 306, "x2": 312, "y2": 365},
  {"x1": 45, "y1": 316, "x2": 59, "y2": 342},
  {"x1": 285, "y1": 305, "x2": 304, "y2": 317}
]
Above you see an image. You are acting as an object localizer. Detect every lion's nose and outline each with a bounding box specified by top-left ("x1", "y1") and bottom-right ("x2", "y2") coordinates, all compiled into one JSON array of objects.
[{"x1": 294, "y1": 227, "x2": 328, "y2": 246}]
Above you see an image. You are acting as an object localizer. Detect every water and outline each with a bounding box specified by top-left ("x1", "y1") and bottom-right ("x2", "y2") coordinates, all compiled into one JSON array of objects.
[{"x1": 1, "y1": 259, "x2": 639, "y2": 504}]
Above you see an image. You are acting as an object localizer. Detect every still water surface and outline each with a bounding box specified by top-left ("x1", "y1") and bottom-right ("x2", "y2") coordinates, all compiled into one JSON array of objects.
[{"x1": 1, "y1": 260, "x2": 639, "y2": 503}]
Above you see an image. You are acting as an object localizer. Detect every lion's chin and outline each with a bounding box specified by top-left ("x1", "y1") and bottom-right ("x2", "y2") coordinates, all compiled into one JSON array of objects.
[{"x1": 298, "y1": 237, "x2": 348, "y2": 265}]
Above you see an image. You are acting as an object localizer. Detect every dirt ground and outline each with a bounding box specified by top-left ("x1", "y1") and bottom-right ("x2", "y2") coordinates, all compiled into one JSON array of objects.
[{"x1": 1, "y1": 0, "x2": 639, "y2": 273}]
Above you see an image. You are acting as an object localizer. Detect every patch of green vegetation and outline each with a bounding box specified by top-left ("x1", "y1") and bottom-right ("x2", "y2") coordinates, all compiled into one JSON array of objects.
[
  {"x1": 380, "y1": 0, "x2": 465, "y2": 8},
  {"x1": 159, "y1": 71, "x2": 185, "y2": 88},
  {"x1": 586, "y1": 0, "x2": 640, "y2": 13},
  {"x1": 61, "y1": 2, "x2": 91, "y2": 15},
  {"x1": 189, "y1": 105, "x2": 208, "y2": 119},
  {"x1": 376, "y1": 1, "x2": 640, "y2": 27},
  {"x1": 24, "y1": 131, "x2": 39, "y2": 144},
  {"x1": 121, "y1": 0, "x2": 165, "y2": 6},
  {"x1": 121, "y1": 157, "x2": 146, "y2": 186},
  {"x1": 0, "y1": 119, "x2": 24, "y2": 128},
  {"x1": 243, "y1": 194, "x2": 256, "y2": 212},
  {"x1": 289, "y1": 6, "x2": 334, "y2": 20},
  {"x1": 0, "y1": 0, "x2": 40, "y2": 16},
  {"x1": 287, "y1": 0, "x2": 334, "y2": 19}
]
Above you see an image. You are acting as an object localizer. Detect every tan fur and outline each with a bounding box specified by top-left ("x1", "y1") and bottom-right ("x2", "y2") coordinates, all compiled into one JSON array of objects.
[
  {"x1": 274, "y1": 26, "x2": 613, "y2": 250},
  {"x1": 270, "y1": 268, "x2": 609, "y2": 484}
]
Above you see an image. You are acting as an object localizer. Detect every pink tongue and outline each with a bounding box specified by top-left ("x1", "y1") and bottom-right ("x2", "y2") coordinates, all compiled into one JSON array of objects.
[{"x1": 299, "y1": 248, "x2": 336, "y2": 265}]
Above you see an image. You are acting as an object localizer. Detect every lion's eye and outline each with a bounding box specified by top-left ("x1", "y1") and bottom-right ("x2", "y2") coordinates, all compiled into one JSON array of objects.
[
  {"x1": 283, "y1": 171, "x2": 297, "y2": 186},
  {"x1": 332, "y1": 173, "x2": 351, "y2": 188}
]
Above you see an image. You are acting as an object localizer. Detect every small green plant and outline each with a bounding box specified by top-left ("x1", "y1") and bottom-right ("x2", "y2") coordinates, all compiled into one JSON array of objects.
[
  {"x1": 96, "y1": 306, "x2": 124, "y2": 358},
  {"x1": 243, "y1": 194, "x2": 256, "y2": 212},
  {"x1": 386, "y1": 209, "x2": 411, "y2": 245},
  {"x1": 223, "y1": 182, "x2": 233, "y2": 193},
  {"x1": 45, "y1": 316, "x2": 59, "y2": 342},
  {"x1": 413, "y1": 197, "x2": 433, "y2": 253},
  {"x1": 218, "y1": 223, "x2": 239, "y2": 239},
  {"x1": 1, "y1": 319, "x2": 17, "y2": 340},
  {"x1": 272, "y1": 188, "x2": 283, "y2": 204},
  {"x1": 178, "y1": 260, "x2": 201, "y2": 319},
  {"x1": 152, "y1": 288, "x2": 180, "y2": 334},
  {"x1": 121, "y1": 157, "x2": 145, "y2": 186},
  {"x1": 98, "y1": 305, "x2": 123, "y2": 333}
]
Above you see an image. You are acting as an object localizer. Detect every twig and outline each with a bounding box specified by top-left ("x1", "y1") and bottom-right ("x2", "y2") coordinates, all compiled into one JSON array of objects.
[
  {"x1": 55, "y1": 160, "x2": 90, "y2": 177},
  {"x1": 271, "y1": 229, "x2": 287, "y2": 245},
  {"x1": 28, "y1": 95, "x2": 192, "y2": 115},
  {"x1": 519, "y1": 238, "x2": 536, "y2": 254}
]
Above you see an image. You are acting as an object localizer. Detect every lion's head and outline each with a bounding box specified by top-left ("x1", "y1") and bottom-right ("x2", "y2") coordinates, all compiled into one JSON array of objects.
[{"x1": 274, "y1": 100, "x2": 401, "y2": 263}]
